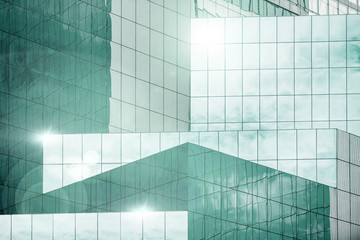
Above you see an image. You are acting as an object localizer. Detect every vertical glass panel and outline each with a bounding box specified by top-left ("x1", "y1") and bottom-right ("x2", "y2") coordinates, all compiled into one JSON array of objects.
[
  {"x1": 330, "y1": 68, "x2": 346, "y2": 94},
  {"x1": 295, "y1": 96, "x2": 311, "y2": 121},
  {"x1": 238, "y1": 131, "x2": 257, "y2": 160},
  {"x1": 226, "y1": 70, "x2": 242, "y2": 96},
  {"x1": 295, "y1": 69, "x2": 311, "y2": 94},
  {"x1": 83, "y1": 134, "x2": 101, "y2": 164},
  {"x1": 208, "y1": 44, "x2": 224, "y2": 70},
  {"x1": 278, "y1": 43, "x2": 294, "y2": 68},
  {"x1": 219, "y1": 132, "x2": 238, "y2": 156},
  {"x1": 317, "y1": 130, "x2": 336, "y2": 158},
  {"x1": 141, "y1": 133, "x2": 160, "y2": 158},
  {"x1": 226, "y1": 18, "x2": 242, "y2": 43},
  {"x1": 330, "y1": 15, "x2": 346, "y2": 41},
  {"x1": 191, "y1": 98, "x2": 207, "y2": 123},
  {"x1": 63, "y1": 164, "x2": 82, "y2": 186},
  {"x1": 243, "y1": 97, "x2": 259, "y2": 122},
  {"x1": 298, "y1": 160, "x2": 316, "y2": 181},
  {"x1": 295, "y1": 17, "x2": 311, "y2": 42},
  {"x1": 277, "y1": 17, "x2": 294, "y2": 43},
  {"x1": 226, "y1": 97, "x2": 242, "y2": 122},
  {"x1": 200, "y1": 132, "x2": 219, "y2": 150},
  {"x1": 347, "y1": 42, "x2": 360, "y2": 67},
  {"x1": 312, "y1": 16, "x2": 328, "y2": 41},
  {"x1": 180, "y1": 132, "x2": 199, "y2": 145},
  {"x1": 348, "y1": 68, "x2": 360, "y2": 93},
  {"x1": 161, "y1": 133, "x2": 180, "y2": 151},
  {"x1": 207, "y1": 19, "x2": 225, "y2": 44},
  {"x1": 191, "y1": 45, "x2": 207, "y2": 70},
  {"x1": 243, "y1": 18, "x2": 259, "y2": 43},
  {"x1": 166, "y1": 212, "x2": 188, "y2": 240},
  {"x1": 121, "y1": 213, "x2": 142, "y2": 239},
  {"x1": 12, "y1": 215, "x2": 31, "y2": 240},
  {"x1": 312, "y1": 42, "x2": 328, "y2": 68},
  {"x1": 243, "y1": 44, "x2": 259, "y2": 69},
  {"x1": 278, "y1": 96, "x2": 294, "y2": 121},
  {"x1": 208, "y1": 71, "x2": 224, "y2": 96},
  {"x1": 260, "y1": 70, "x2": 276, "y2": 95},
  {"x1": 297, "y1": 130, "x2": 316, "y2": 159},
  {"x1": 260, "y1": 96, "x2": 276, "y2": 121},
  {"x1": 312, "y1": 69, "x2": 328, "y2": 94},
  {"x1": 43, "y1": 165, "x2": 62, "y2": 193},
  {"x1": 0, "y1": 215, "x2": 10, "y2": 239},
  {"x1": 278, "y1": 130, "x2": 296, "y2": 159},
  {"x1": 191, "y1": 19, "x2": 208, "y2": 44},
  {"x1": 278, "y1": 160, "x2": 296, "y2": 175},
  {"x1": 102, "y1": 134, "x2": 121, "y2": 163},
  {"x1": 243, "y1": 70, "x2": 259, "y2": 95},
  {"x1": 330, "y1": 95, "x2": 346, "y2": 121},
  {"x1": 143, "y1": 212, "x2": 165, "y2": 239},
  {"x1": 54, "y1": 214, "x2": 75, "y2": 239},
  {"x1": 258, "y1": 131, "x2": 277, "y2": 160},
  {"x1": 76, "y1": 213, "x2": 97, "y2": 240},
  {"x1": 63, "y1": 134, "x2": 82, "y2": 163},
  {"x1": 278, "y1": 70, "x2": 294, "y2": 95},
  {"x1": 226, "y1": 44, "x2": 242, "y2": 69},
  {"x1": 348, "y1": 95, "x2": 360, "y2": 120},
  {"x1": 43, "y1": 134, "x2": 62, "y2": 164},
  {"x1": 191, "y1": 71, "x2": 207, "y2": 96},
  {"x1": 260, "y1": 44, "x2": 276, "y2": 69},
  {"x1": 347, "y1": 15, "x2": 360, "y2": 40},
  {"x1": 295, "y1": 43, "x2": 311, "y2": 68},
  {"x1": 313, "y1": 95, "x2": 329, "y2": 121},
  {"x1": 33, "y1": 214, "x2": 52, "y2": 239},
  {"x1": 317, "y1": 160, "x2": 336, "y2": 186},
  {"x1": 99, "y1": 213, "x2": 120, "y2": 240},
  {"x1": 209, "y1": 97, "x2": 224, "y2": 122},
  {"x1": 260, "y1": 17, "x2": 276, "y2": 43},
  {"x1": 330, "y1": 42, "x2": 346, "y2": 67},
  {"x1": 122, "y1": 133, "x2": 140, "y2": 163}
]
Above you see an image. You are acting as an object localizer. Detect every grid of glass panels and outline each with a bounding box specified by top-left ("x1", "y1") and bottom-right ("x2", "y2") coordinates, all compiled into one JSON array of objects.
[
  {"x1": 0, "y1": 211, "x2": 188, "y2": 240},
  {"x1": 191, "y1": 15, "x2": 360, "y2": 136},
  {"x1": 43, "y1": 128, "x2": 338, "y2": 192}
]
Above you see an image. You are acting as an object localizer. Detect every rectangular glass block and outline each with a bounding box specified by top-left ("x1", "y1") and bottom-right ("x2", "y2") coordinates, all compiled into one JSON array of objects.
[
  {"x1": 278, "y1": 96, "x2": 294, "y2": 121},
  {"x1": 76, "y1": 213, "x2": 97, "y2": 240},
  {"x1": 347, "y1": 68, "x2": 360, "y2": 94},
  {"x1": 295, "y1": 17, "x2": 311, "y2": 42},
  {"x1": 258, "y1": 131, "x2": 277, "y2": 160},
  {"x1": 166, "y1": 212, "x2": 188, "y2": 240},
  {"x1": 243, "y1": 18, "x2": 259, "y2": 43},
  {"x1": 312, "y1": 42, "x2": 328, "y2": 68},
  {"x1": 83, "y1": 134, "x2": 101, "y2": 164},
  {"x1": 260, "y1": 96, "x2": 276, "y2": 121},
  {"x1": 208, "y1": 71, "x2": 224, "y2": 96},
  {"x1": 226, "y1": 44, "x2": 242, "y2": 69},
  {"x1": 260, "y1": 17, "x2": 276, "y2": 43},
  {"x1": 317, "y1": 130, "x2": 336, "y2": 158},
  {"x1": 330, "y1": 15, "x2": 346, "y2": 41},
  {"x1": 278, "y1": 43, "x2": 294, "y2": 68},
  {"x1": 191, "y1": 45, "x2": 207, "y2": 70},
  {"x1": 297, "y1": 130, "x2": 316, "y2": 159},
  {"x1": 298, "y1": 160, "x2": 316, "y2": 181},
  {"x1": 219, "y1": 131, "x2": 238, "y2": 156},
  {"x1": 180, "y1": 132, "x2": 199, "y2": 145},
  {"x1": 200, "y1": 132, "x2": 219, "y2": 150},
  {"x1": 63, "y1": 134, "x2": 82, "y2": 164},
  {"x1": 121, "y1": 213, "x2": 142, "y2": 239},
  {"x1": 330, "y1": 42, "x2": 346, "y2": 67},
  {"x1": 191, "y1": 98, "x2": 207, "y2": 123},
  {"x1": 260, "y1": 43, "x2": 276, "y2": 69},
  {"x1": 102, "y1": 134, "x2": 121, "y2": 163},
  {"x1": 238, "y1": 131, "x2": 257, "y2": 160},
  {"x1": 278, "y1": 69, "x2": 294, "y2": 95},
  {"x1": 54, "y1": 214, "x2": 75, "y2": 240},
  {"x1": 317, "y1": 159, "x2": 336, "y2": 186},
  {"x1": 243, "y1": 97, "x2": 259, "y2": 122},
  {"x1": 295, "y1": 69, "x2": 311, "y2": 94},
  {"x1": 312, "y1": 16, "x2": 328, "y2": 41},
  {"x1": 330, "y1": 95, "x2": 346, "y2": 121},
  {"x1": 225, "y1": 18, "x2": 242, "y2": 43},
  {"x1": 277, "y1": 17, "x2": 294, "y2": 43},
  {"x1": 347, "y1": 42, "x2": 360, "y2": 67},
  {"x1": 243, "y1": 70, "x2": 259, "y2": 95},
  {"x1": 243, "y1": 44, "x2": 259, "y2": 69},
  {"x1": 122, "y1": 133, "x2": 140, "y2": 163},
  {"x1": 12, "y1": 215, "x2": 31, "y2": 240},
  {"x1": 347, "y1": 15, "x2": 360, "y2": 41},
  {"x1": 208, "y1": 44, "x2": 224, "y2": 70},
  {"x1": 43, "y1": 134, "x2": 62, "y2": 164},
  {"x1": 226, "y1": 70, "x2": 242, "y2": 96},
  {"x1": 141, "y1": 133, "x2": 160, "y2": 158},
  {"x1": 278, "y1": 130, "x2": 296, "y2": 159},
  {"x1": 191, "y1": 19, "x2": 207, "y2": 44},
  {"x1": 295, "y1": 43, "x2": 311, "y2": 68},
  {"x1": 43, "y1": 165, "x2": 62, "y2": 193},
  {"x1": 0, "y1": 215, "x2": 10, "y2": 239},
  {"x1": 63, "y1": 164, "x2": 82, "y2": 186},
  {"x1": 143, "y1": 212, "x2": 165, "y2": 239},
  {"x1": 33, "y1": 214, "x2": 52, "y2": 239},
  {"x1": 209, "y1": 97, "x2": 225, "y2": 123},
  {"x1": 260, "y1": 70, "x2": 276, "y2": 95},
  {"x1": 161, "y1": 133, "x2": 180, "y2": 151},
  {"x1": 226, "y1": 97, "x2": 242, "y2": 122},
  {"x1": 99, "y1": 213, "x2": 120, "y2": 240},
  {"x1": 191, "y1": 71, "x2": 207, "y2": 96},
  {"x1": 278, "y1": 160, "x2": 296, "y2": 175}
]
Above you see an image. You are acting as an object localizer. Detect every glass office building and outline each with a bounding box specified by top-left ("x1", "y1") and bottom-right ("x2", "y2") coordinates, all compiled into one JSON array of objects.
[{"x1": 1, "y1": 0, "x2": 360, "y2": 238}]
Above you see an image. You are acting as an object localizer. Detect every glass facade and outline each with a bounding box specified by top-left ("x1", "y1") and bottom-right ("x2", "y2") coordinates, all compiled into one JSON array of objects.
[{"x1": 1, "y1": 0, "x2": 360, "y2": 239}]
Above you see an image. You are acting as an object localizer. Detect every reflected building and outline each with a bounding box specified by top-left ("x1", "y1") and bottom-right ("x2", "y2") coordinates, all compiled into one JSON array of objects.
[{"x1": 1, "y1": 0, "x2": 360, "y2": 239}]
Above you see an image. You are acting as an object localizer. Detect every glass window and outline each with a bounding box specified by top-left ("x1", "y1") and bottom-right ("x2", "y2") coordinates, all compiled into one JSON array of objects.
[
  {"x1": 313, "y1": 95, "x2": 329, "y2": 121},
  {"x1": 191, "y1": 98, "x2": 207, "y2": 123},
  {"x1": 166, "y1": 212, "x2": 188, "y2": 240},
  {"x1": 121, "y1": 213, "x2": 142, "y2": 239},
  {"x1": 208, "y1": 71, "x2": 224, "y2": 96},
  {"x1": 191, "y1": 45, "x2": 207, "y2": 70},
  {"x1": 33, "y1": 214, "x2": 52, "y2": 239},
  {"x1": 243, "y1": 44, "x2": 259, "y2": 69},
  {"x1": 164, "y1": 35, "x2": 177, "y2": 64},
  {"x1": 330, "y1": 15, "x2": 346, "y2": 41},
  {"x1": 243, "y1": 96, "x2": 259, "y2": 122},
  {"x1": 258, "y1": 131, "x2": 277, "y2": 160},
  {"x1": 260, "y1": 96, "x2": 276, "y2": 121},
  {"x1": 122, "y1": 75, "x2": 135, "y2": 104},
  {"x1": 295, "y1": 96, "x2": 311, "y2": 121},
  {"x1": 209, "y1": 97, "x2": 225, "y2": 122},
  {"x1": 260, "y1": 70, "x2": 276, "y2": 95},
  {"x1": 99, "y1": 213, "x2": 120, "y2": 240},
  {"x1": 348, "y1": 68, "x2": 360, "y2": 93},
  {"x1": 226, "y1": 18, "x2": 242, "y2": 43},
  {"x1": 260, "y1": 43, "x2": 276, "y2": 69},
  {"x1": 278, "y1": 130, "x2": 296, "y2": 159},
  {"x1": 317, "y1": 160, "x2": 336, "y2": 186},
  {"x1": 295, "y1": 69, "x2": 311, "y2": 94},
  {"x1": 143, "y1": 212, "x2": 165, "y2": 239},
  {"x1": 238, "y1": 131, "x2": 257, "y2": 160},
  {"x1": 295, "y1": 17, "x2": 311, "y2": 42},
  {"x1": 63, "y1": 134, "x2": 81, "y2": 163},
  {"x1": 0, "y1": 216, "x2": 10, "y2": 239},
  {"x1": 347, "y1": 42, "x2": 360, "y2": 67},
  {"x1": 161, "y1": 133, "x2": 180, "y2": 151},
  {"x1": 191, "y1": 71, "x2": 207, "y2": 97},
  {"x1": 243, "y1": 70, "x2": 259, "y2": 95},
  {"x1": 43, "y1": 165, "x2": 62, "y2": 192},
  {"x1": 312, "y1": 69, "x2": 328, "y2": 94},
  {"x1": 295, "y1": 43, "x2": 311, "y2": 68},
  {"x1": 260, "y1": 17, "x2": 276, "y2": 43},
  {"x1": 348, "y1": 94, "x2": 360, "y2": 120},
  {"x1": 122, "y1": 18, "x2": 135, "y2": 49},
  {"x1": 330, "y1": 95, "x2": 346, "y2": 120},
  {"x1": 278, "y1": 43, "x2": 294, "y2": 68},
  {"x1": 243, "y1": 18, "x2": 259, "y2": 43},
  {"x1": 278, "y1": 17, "x2": 294, "y2": 43},
  {"x1": 330, "y1": 68, "x2": 346, "y2": 94},
  {"x1": 298, "y1": 160, "x2": 316, "y2": 181},
  {"x1": 312, "y1": 16, "x2": 328, "y2": 41},
  {"x1": 330, "y1": 42, "x2": 346, "y2": 67},
  {"x1": 180, "y1": 132, "x2": 199, "y2": 145},
  {"x1": 207, "y1": 19, "x2": 225, "y2": 44},
  {"x1": 122, "y1": 46, "x2": 135, "y2": 77},
  {"x1": 164, "y1": 9, "x2": 177, "y2": 38},
  {"x1": 63, "y1": 164, "x2": 82, "y2": 186},
  {"x1": 150, "y1": 3, "x2": 163, "y2": 32},
  {"x1": 150, "y1": 85, "x2": 163, "y2": 113},
  {"x1": 54, "y1": 214, "x2": 75, "y2": 240},
  {"x1": 12, "y1": 215, "x2": 31, "y2": 240},
  {"x1": 191, "y1": 19, "x2": 208, "y2": 44},
  {"x1": 140, "y1": 133, "x2": 160, "y2": 158},
  {"x1": 226, "y1": 97, "x2": 242, "y2": 122},
  {"x1": 347, "y1": 15, "x2": 360, "y2": 40},
  {"x1": 83, "y1": 134, "x2": 101, "y2": 164},
  {"x1": 200, "y1": 132, "x2": 219, "y2": 150},
  {"x1": 43, "y1": 134, "x2": 62, "y2": 164},
  {"x1": 122, "y1": 133, "x2": 140, "y2": 163},
  {"x1": 226, "y1": 44, "x2": 242, "y2": 69},
  {"x1": 219, "y1": 132, "x2": 238, "y2": 156},
  {"x1": 278, "y1": 96, "x2": 294, "y2": 121},
  {"x1": 278, "y1": 160, "x2": 296, "y2": 175},
  {"x1": 226, "y1": 70, "x2": 242, "y2": 96},
  {"x1": 136, "y1": 24, "x2": 149, "y2": 54},
  {"x1": 312, "y1": 42, "x2": 328, "y2": 68},
  {"x1": 297, "y1": 130, "x2": 316, "y2": 159},
  {"x1": 102, "y1": 134, "x2": 121, "y2": 163},
  {"x1": 278, "y1": 70, "x2": 294, "y2": 95},
  {"x1": 208, "y1": 44, "x2": 224, "y2": 70},
  {"x1": 317, "y1": 130, "x2": 336, "y2": 158},
  {"x1": 76, "y1": 213, "x2": 97, "y2": 240}
]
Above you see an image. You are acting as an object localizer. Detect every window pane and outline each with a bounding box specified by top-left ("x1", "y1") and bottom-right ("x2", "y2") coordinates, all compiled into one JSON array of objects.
[
  {"x1": 33, "y1": 215, "x2": 52, "y2": 239},
  {"x1": 166, "y1": 212, "x2": 188, "y2": 240},
  {"x1": 260, "y1": 17, "x2": 276, "y2": 43},
  {"x1": 226, "y1": 97, "x2": 242, "y2": 122},
  {"x1": 258, "y1": 131, "x2": 277, "y2": 159},
  {"x1": 76, "y1": 213, "x2": 97, "y2": 240},
  {"x1": 226, "y1": 44, "x2": 242, "y2": 69},
  {"x1": 208, "y1": 71, "x2": 224, "y2": 96},
  {"x1": 226, "y1": 70, "x2": 242, "y2": 96},
  {"x1": 260, "y1": 96, "x2": 276, "y2": 121},
  {"x1": 83, "y1": 134, "x2": 101, "y2": 164},
  {"x1": 191, "y1": 98, "x2": 207, "y2": 123},
  {"x1": 12, "y1": 215, "x2": 31, "y2": 240},
  {"x1": 102, "y1": 134, "x2": 121, "y2": 163},
  {"x1": 278, "y1": 131, "x2": 296, "y2": 159},
  {"x1": 121, "y1": 213, "x2": 142, "y2": 239},
  {"x1": 209, "y1": 97, "x2": 224, "y2": 122},
  {"x1": 99, "y1": 213, "x2": 120, "y2": 240},
  {"x1": 191, "y1": 71, "x2": 207, "y2": 96},
  {"x1": 238, "y1": 131, "x2": 257, "y2": 160},
  {"x1": 278, "y1": 17, "x2": 294, "y2": 43},
  {"x1": 122, "y1": 133, "x2": 140, "y2": 163},
  {"x1": 143, "y1": 212, "x2": 165, "y2": 240},
  {"x1": 63, "y1": 134, "x2": 82, "y2": 163},
  {"x1": 43, "y1": 135, "x2": 62, "y2": 164},
  {"x1": 243, "y1": 18, "x2": 259, "y2": 43},
  {"x1": 312, "y1": 16, "x2": 328, "y2": 41},
  {"x1": 297, "y1": 130, "x2": 316, "y2": 159},
  {"x1": 243, "y1": 70, "x2": 259, "y2": 95}
]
